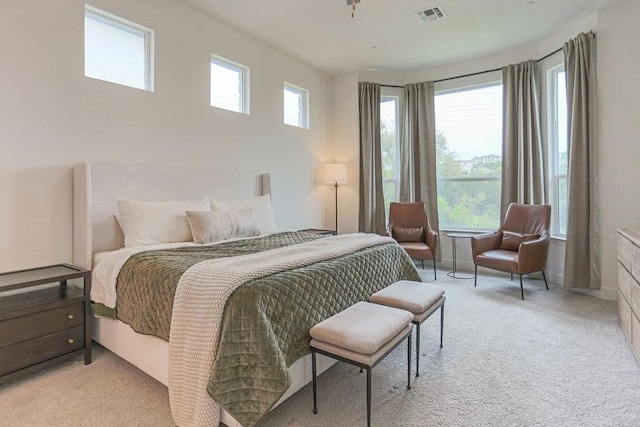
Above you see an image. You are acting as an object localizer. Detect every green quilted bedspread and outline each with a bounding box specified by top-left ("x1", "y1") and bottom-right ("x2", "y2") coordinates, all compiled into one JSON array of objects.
[{"x1": 115, "y1": 231, "x2": 420, "y2": 426}]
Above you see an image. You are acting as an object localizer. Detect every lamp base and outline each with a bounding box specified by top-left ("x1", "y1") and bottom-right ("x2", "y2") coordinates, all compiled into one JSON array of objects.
[{"x1": 334, "y1": 183, "x2": 339, "y2": 235}]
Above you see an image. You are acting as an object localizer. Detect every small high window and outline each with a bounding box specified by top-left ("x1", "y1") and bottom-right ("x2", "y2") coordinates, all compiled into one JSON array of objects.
[
  {"x1": 284, "y1": 83, "x2": 309, "y2": 128},
  {"x1": 210, "y1": 55, "x2": 250, "y2": 114},
  {"x1": 84, "y1": 5, "x2": 154, "y2": 91}
]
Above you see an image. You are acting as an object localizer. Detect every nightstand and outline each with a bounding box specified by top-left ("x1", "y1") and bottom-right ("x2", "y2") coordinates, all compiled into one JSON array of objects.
[
  {"x1": 0, "y1": 264, "x2": 92, "y2": 382},
  {"x1": 298, "y1": 228, "x2": 336, "y2": 236}
]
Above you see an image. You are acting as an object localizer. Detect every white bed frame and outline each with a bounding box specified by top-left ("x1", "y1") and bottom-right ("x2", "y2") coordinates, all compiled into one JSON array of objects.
[{"x1": 73, "y1": 162, "x2": 335, "y2": 427}]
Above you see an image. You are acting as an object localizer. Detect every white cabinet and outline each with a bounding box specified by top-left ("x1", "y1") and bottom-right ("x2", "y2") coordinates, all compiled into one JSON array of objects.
[{"x1": 618, "y1": 229, "x2": 640, "y2": 362}]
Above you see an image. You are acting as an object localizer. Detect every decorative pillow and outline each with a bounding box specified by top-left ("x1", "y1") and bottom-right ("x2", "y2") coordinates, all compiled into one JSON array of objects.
[
  {"x1": 186, "y1": 209, "x2": 260, "y2": 244},
  {"x1": 500, "y1": 231, "x2": 540, "y2": 251},
  {"x1": 116, "y1": 197, "x2": 211, "y2": 247},
  {"x1": 393, "y1": 227, "x2": 424, "y2": 242},
  {"x1": 210, "y1": 194, "x2": 277, "y2": 234}
]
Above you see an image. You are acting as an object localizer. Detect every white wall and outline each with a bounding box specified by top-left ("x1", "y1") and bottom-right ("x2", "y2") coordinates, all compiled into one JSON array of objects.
[
  {"x1": 328, "y1": 72, "x2": 359, "y2": 234},
  {"x1": 597, "y1": 0, "x2": 640, "y2": 298},
  {"x1": 0, "y1": 0, "x2": 331, "y2": 272}
]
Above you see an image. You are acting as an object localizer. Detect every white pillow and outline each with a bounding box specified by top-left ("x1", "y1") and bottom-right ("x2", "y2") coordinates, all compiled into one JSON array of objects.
[
  {"x1": 210, "y1": 194, "x2": 277, "y2": 234},
  {"x1": 186, "y1": 209, "x2": 260, "y2": 244},
  {"x1": 116, "y1": 197, "x2": 211, "y2": 247}
]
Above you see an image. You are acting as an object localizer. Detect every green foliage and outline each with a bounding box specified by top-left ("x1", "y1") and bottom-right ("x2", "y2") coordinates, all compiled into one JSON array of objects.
[
  {"x1": 436, "y1": 130, "x2": 464, "y2": 177},
  {"x1": 381, "y1": 120, "x2": 398, "y2": 216},
  {"x1": 436, "y1": 130, "x2": 501, "y2": 229},
  {"x1": 380, "y1": 121, "x2": 397, "y2": 180},
  {"x1": 379, "y1": 124, "x2": 502, "y2": 230}
]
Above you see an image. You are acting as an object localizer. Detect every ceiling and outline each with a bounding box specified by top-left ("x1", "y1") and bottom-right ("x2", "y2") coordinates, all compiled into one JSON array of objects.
[{"x1": 178, "y1": 0, "x2": 622, "y2": 75}]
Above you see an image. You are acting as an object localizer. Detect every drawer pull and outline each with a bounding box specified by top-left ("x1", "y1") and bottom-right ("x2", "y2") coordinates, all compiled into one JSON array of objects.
[
  {"x1": 67, "y1": 338, "x2": 74, "y2": 344},
  {"x1": 67, "y1": 314, "x2": 74, "y2": 320}
]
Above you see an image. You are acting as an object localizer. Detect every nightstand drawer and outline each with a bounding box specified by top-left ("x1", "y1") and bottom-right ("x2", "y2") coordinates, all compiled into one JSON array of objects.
[
  {"x1": 0, "y1": 325, "x2": 84, "y2": 376},
  {"x1": 0, "y1": 302, "x2": 84, "y2": 348}
]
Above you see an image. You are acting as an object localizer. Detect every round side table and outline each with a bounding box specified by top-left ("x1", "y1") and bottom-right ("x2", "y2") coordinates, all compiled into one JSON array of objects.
[{"x1": 446, "y1": 232, "x2": 475, "y2": 279}]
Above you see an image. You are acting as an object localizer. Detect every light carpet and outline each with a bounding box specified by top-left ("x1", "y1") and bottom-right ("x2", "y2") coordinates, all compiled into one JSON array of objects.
[{"x1": 1, "y1": 268, "x2": 639, "y2": 426}]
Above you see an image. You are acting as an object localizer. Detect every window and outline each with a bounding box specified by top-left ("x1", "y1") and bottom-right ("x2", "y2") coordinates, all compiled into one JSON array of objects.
[
  {"x1": 284, "y1": 83, "x2": 309, "y2": 128},
  {"x1": 210, "y1": 55, "x2": 250, "y2": 114},
  {"x1": 548, "y1": 66, "x2": 568, "y2": 237},
  {"x1": 84, "y1": 6, "x2": 154, "y2": 91},
  {"x1": 380, "y1": 96, "x2": 400, "y2": 215},
  {"x1": 435, "y1": 83, "x2": 503, "y2": 230}
]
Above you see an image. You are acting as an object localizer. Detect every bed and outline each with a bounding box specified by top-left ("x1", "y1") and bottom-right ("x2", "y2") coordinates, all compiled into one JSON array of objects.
[{"x1": 73, "y1": 162, "x2": 421, "y2": 427}]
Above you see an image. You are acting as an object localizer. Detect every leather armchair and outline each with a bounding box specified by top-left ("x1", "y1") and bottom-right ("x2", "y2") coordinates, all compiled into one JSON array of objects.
[
  {"x1": 471, "y1": 203, "x2": 551, "y2": 299},
  {"x1": 388, "y1": 202, "x2": 438, "y2": 279}
]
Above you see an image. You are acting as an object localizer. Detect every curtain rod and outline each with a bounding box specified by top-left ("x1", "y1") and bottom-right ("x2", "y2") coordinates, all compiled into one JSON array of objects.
[
  {"x1": 380, "y1": 32, "x2": 594, "y2": 88},
  {"x1": 379, "y1": 47, "x2": 557, "y2": 88}
]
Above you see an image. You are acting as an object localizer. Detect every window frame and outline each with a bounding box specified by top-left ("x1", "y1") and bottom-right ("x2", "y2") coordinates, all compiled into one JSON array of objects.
[
  {"x1": 84, "y1": 5, "x2": 154, "y2": 91},
  {"x1": 283, "y1": 82, "x2": 310, "y2": 129},
  {"x1": 434, "y1": 81, "x2": 503, "y2": 231},
  {"x1": 380, "y1": 95, "x2": 401, "y2": 215},
  {"x1": 210, "y1": 54, "x2": 250, "y2": 115},
  {"x1": 547, "y1": 63, "x2": 568, "y2": 238}
]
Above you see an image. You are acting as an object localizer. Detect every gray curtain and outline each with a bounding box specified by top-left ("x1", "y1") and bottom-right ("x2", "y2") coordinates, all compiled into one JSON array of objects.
[
  {"x1": 400, "y1": 81, "x2": 440, "y2": 255},
  {"x1": 563, "y1": 32, "x2": 600, "y2": 290},
  {"x1": 358, "y1": 82, "x2": 386, "y2": 234},
  {"x1": 501, "y1": 60, "x2": 547, "y2": 219}
]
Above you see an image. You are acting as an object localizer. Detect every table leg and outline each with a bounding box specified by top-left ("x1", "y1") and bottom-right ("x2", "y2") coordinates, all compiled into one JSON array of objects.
[
  {"x1": 452, "y1": 237, "x2": 457, "y2": 277},
  {"x1": 446, "y1": 234, "x2": 474, "y2": 279}
]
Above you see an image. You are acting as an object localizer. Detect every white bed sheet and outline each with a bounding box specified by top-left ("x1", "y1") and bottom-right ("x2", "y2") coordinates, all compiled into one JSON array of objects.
[{"x1": 91, "y1": 230, "x2": 292, "y2": 309}]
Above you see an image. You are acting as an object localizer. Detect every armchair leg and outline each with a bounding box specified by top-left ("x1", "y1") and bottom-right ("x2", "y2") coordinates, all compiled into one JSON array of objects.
[
  {"x1": 542, "y1": 270, "x2": 549, "y2": 290},
  {"x1": 519, "y1": 275, "x2": 525, "y2": 300},
  {"x1": 474, "y1": 265, "x2": 477, "y2": 287},
  {"x1": 421, "y1": 260, "x2": 424, "y2": 269},
  {"x1": 433, "y1": 259, "x2": 437, "y2": 280},
  {"x1": 510, "y1": 273, "x2": 513, "y2": 281}
]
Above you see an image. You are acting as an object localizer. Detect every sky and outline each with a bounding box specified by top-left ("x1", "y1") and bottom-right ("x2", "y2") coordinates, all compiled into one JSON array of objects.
[
  {"x1": 435, "y1": 84, "x2": 503, "y2": 160},
  {"x1": 380, "y1": 84, "x2": 503, "y2": 161}
]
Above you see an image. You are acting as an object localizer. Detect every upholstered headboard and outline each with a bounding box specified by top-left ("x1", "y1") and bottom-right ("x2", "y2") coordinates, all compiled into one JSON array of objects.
[{"x1": 73, "y1": 162, "x2": 271, "y2": 270}]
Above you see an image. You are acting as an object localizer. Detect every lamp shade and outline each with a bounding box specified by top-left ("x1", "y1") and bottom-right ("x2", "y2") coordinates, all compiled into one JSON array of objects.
[{"x1": 324, "y1": 163, "x2": 347, "y2": 184}]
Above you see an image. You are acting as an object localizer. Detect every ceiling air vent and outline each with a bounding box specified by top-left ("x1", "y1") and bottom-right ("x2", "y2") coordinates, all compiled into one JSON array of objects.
[{"x1": 416, "y1": 6, "x2": 447, "y2": 23}]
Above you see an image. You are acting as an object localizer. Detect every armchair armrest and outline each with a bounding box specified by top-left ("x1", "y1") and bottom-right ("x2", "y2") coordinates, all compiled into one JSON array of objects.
[
  {"x1": 424, "y1": 227, "x2": 438, "y2": 253},
  {"x1": 517, "y1": 234, "x2": 550, "y2": 274},
  {"x1": 471, "y1": 230, "x2": 501, "y2": 258}
]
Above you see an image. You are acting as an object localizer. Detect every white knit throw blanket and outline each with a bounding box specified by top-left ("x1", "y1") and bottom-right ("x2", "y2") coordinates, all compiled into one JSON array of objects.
[{"x1": 168, "y1": 233, "x2": 395, "y2": 426}]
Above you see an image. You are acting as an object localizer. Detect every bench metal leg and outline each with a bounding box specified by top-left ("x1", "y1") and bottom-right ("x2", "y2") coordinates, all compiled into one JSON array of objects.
[
  {"x1": 407, "y1": 333, "x2": 412, "y2": 389},
  {"x1": 366, "y1": 367, "x2": 372, "y2": 427},
  {"x1": 440, "y1": 303, "x2": 445, "y2": 348},
  {"x1": 312, "y1": 350, "x2": 318, "y2": 414},
  {"x1": 415, "y1": 322, "x2": 420, "y2": 377}
]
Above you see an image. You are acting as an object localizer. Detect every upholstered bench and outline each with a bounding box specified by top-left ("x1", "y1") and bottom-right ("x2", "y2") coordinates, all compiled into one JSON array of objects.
[
  {"x1": 309, "y1": 301, "x2": 414, "y2": 427},
  {"x1": 369, "y1": 280, "x2": 445, "y2": 377}
]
